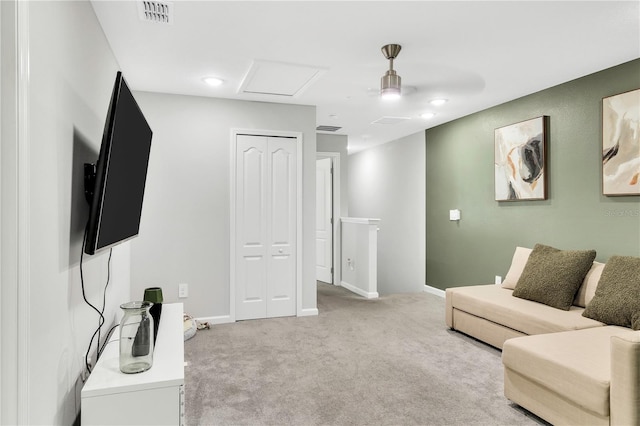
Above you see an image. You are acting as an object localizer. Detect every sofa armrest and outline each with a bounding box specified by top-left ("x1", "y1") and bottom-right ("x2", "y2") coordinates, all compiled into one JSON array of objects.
[
  {"x1": 445, "y1": 289, "x2": 453, "y2": 328},
  {"x1": 610, "y1": 331, "x2": 640, "y2": 425}
]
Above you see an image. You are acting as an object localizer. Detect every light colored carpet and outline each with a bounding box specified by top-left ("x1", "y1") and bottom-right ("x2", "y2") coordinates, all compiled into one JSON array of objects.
[{"x1": 184, "y1": 283, "x2": 547, "y2": 425}]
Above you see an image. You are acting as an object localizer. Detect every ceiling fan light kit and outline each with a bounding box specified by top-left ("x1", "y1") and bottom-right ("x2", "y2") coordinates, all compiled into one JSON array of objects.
[{"x1": 380, "y1": 44, "x2": 402, "y2": 100}]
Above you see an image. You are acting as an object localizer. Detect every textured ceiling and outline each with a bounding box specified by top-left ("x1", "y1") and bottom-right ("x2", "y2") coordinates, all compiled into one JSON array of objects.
[{"x1": 91, "y1": 1, "x2": 640, "y2": 153}]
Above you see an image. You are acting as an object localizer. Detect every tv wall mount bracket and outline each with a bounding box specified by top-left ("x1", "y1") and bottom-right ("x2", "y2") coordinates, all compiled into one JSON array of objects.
[{"x1": 84, "y1": 163, "x2": 97, "y2": 205}]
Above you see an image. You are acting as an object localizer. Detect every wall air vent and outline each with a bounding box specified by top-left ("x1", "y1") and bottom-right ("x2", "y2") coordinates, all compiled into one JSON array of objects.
[
  {"x1": 316, "y1": 125, "x2": 342, "y2": 132},
  {"x1": 138, "y1": 1, "x2": 174, "y2": 24}
]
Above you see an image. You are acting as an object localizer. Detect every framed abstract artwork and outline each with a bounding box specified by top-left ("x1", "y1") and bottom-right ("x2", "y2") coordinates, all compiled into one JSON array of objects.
[
  {"x1": 495, "y1": 116, "x2": 548, "y2": 201},
  {"x1": 602, "y1": 88, "x2": 640, "y2": 196}
]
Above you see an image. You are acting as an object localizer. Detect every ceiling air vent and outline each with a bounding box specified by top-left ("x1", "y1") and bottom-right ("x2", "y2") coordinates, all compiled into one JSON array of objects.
[
  {"x1": 138, "y1": 1, "x2": 174, "y2": 24},
  {"x1": 371, "y1": 116, "x2": 410, "y2": 125},
  {"x1": 316, "y1": 125, "x2": 342, "y2": 132}
]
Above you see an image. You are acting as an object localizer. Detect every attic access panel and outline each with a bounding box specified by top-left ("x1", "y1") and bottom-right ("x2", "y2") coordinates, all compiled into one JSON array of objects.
[{"x1": 238, "y1": 60, "x2": 326, "y2": 97}]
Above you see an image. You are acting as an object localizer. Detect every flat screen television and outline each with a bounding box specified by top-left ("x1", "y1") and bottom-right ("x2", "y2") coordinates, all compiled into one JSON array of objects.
[{"x1": 84, "y1": 71, "x2": 153, "y2": 255}]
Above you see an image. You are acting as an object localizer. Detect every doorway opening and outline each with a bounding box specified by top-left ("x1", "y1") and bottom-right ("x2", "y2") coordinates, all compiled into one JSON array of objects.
[{"x1": 316, "y1": 152, "x2": 341, "y2": 287}]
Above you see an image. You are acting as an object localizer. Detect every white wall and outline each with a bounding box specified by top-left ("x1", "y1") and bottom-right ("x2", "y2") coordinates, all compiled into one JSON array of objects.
[
  {"x1": 348, "y1": 132, "x2": 426, "y2": 294},
  {"x1": 2, "y1": 1, "x2": 130, "y2": 424},
  {"x1": 1, "y1": 2, "x2": 15, "y2": 421},
  {"x1": 317, "y1": 133, "x2": 349, "y2": 217},
  {"x1": 340, "y1": 219, "x2": 380, "y2": 298},
  {"x1": 129, "y1": 92, "x2": 317, "y2": 319}
]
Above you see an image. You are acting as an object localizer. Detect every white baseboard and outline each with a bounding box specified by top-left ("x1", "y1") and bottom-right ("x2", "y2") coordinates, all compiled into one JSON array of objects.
[
  {"x1": 195, "y1": 315, "x2": 233, "y2": 325},
  {"x1": 424, "y1": 285, "x2": 445, "y2": 298},
  {"x1": 299, "y1": 308, "x2": 319, "y2": 317},
  {"x1": 197, "y1": 310, "x2": 319, "y2": 323},
  {"x1": 341, "y1": 281, "x2": 379, "y2": 299}
]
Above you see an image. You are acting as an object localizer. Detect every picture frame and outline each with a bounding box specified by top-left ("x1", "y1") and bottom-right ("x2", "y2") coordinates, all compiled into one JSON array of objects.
[
  {"x1": 495, "y1": 116, "x2": 548, "y2": 201},
  {"x1": 602, "y1": 88, "x2": 640, "y2": 196}
]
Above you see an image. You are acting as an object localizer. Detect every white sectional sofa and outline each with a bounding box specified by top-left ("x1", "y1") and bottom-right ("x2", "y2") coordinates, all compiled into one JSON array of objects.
[{"x1": 445, "y1": 245, "x2": 640, "y2": 426}]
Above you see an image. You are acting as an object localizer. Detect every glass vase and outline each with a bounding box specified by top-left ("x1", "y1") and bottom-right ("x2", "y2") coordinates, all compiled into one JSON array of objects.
[{"x1": 119, "y1": 301, "x2": 154, "y2": 374}]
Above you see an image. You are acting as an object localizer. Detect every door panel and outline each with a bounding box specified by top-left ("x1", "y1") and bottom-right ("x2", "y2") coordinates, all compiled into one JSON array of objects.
[
  {"x1": 270, "y1": 147, "x2": 293, "y2": 244},
  {"x1": 268, "y1": 254, "x2": 294, "y2": 316},
  {"x1": 241, "y1": 147, "x2": 265, "y2": 244},
  {"x1": 267, "y1": 138, "x2": 296, "y2": 317},
  {"x1": 238, "y1": 255, "x2": 266, "y2": 322},
  {"x1": 315, "y1": 157, "x2": 333, "y2": 283},
  {"x1": 236, "y1": 135, "x2": 268, "y2": 320}
]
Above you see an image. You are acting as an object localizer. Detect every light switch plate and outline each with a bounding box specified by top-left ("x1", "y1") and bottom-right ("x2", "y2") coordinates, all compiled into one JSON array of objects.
[
  {"x1": 449, "y1": 209, "x2": 461, "y2": 221},
  {"x1": 178, "y1": 283, "x2": 188, "y2": 298}
]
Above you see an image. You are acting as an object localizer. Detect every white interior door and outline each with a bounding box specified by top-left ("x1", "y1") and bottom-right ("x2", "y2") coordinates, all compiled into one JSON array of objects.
[
  {"x1": 235, "y1": 134, "x2": 297, "y2": 320},
  {"x1": 315, "y1": 157, "x2": 333, "y2": 284},
  {"x1": 236, "y1": 135, "x2": 267, "y2": 320},
  {"x1": 267, "y1": 138, "x2": 297, "y2": 318}
]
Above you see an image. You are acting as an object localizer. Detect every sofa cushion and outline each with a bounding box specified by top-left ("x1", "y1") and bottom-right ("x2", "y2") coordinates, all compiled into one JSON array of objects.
[
  {"x1": 501, "y1": 246, "x2": 532, "y2": 290},
  {"x1": 448, "y1": 285, "x2": 604, "y2": 336},
  {"x1": 573, "y1": 261, "x2": 605, "y2": 308},
  {"x1": 512, "y1": 244, "x2": 596, "y2": 310},
  {"x1": 583, "y1": 256, "x2": 640, "y2": 330},
  {"x1": 502, "y1": 326, "x2": 632, "y2": 417}
]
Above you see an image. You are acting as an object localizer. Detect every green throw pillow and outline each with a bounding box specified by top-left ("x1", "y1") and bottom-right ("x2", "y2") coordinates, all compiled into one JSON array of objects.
[
  {"x1": 582, "y1": 256, "x2": 640, "y2": 330},
  {"x1": 512, "y1": 244, "x2": 596, "y2": 310}
]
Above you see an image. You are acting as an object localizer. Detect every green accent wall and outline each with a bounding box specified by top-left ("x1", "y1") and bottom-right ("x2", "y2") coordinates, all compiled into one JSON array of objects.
[{"x1": 426, "y1": 59, "x2": 640, "y2": 290}]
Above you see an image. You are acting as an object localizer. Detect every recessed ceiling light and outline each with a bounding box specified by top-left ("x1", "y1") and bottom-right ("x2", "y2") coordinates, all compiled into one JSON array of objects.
[
  {"x1": 203, "y1": 77, "x2": 224, "y2": 87},
  {"x1": 429, "y1": 99, "x2": 448, "y2": 106},
  {"x1": 421, "y1": 112, "x2": 436, "y2": 119}
]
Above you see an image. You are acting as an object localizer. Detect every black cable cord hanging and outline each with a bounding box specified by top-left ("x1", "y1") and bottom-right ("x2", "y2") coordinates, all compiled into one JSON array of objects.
[
  {"x1": 80, "y1": 221, "x2": 112, "y2": 374},
  {"x1": 97, "y1": 323, "x2": 120, "y2": 360},
  {"x1": 96, "y1": 249, "x2": 112, "y2": 355}
]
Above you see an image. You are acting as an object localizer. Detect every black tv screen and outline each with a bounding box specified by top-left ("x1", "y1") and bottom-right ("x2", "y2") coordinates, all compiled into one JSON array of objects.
[{"x1": 85, "y1": 72, "x2": 153, "y2": 255}]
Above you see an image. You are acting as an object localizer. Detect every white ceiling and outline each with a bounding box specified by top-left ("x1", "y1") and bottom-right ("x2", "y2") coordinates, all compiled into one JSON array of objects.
[{"x1": 91, "y1": 1, "x2": 640, "y2": 153}]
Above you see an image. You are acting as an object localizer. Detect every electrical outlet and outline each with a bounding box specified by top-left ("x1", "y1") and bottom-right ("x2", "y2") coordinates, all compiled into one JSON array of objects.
[
  {"x1": 495, "y1": 275, "x2": 502, "y2": 285},
  {"x1": 178, "y1": 283, "x2": 188, "y2": 298}
]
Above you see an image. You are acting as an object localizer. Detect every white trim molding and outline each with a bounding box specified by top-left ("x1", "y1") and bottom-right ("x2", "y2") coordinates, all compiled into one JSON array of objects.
[
  {"x1": 341, "y1": 281, "x2": 379, "y2": 299},
  {"x1": 195, "y1": 315, "x2": 234, "y2": 326},
  {"x1": 16, "y1": 1, "x2": 30, "y2": 421},
  {"x1": 1, "y1": 1, "x2": 30, "y2": 423},
  {"x1": 298, "y1": 308, "x2": 319, "y2": 317},
  {"x1": 0, "y1": 2, "x2": 4, "y2": 418},
  {"x1": 340, "y1": 217, "x2": 380, "y2": 225},
  {"x1": 424, "y1": 285, "x2": 445, "y2": 298}
]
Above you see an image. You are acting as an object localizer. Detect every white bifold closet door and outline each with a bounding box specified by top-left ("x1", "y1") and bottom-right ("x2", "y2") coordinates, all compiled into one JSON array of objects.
[{"x1": 235, "y1": 134, "x2": 297, "y2": 320}]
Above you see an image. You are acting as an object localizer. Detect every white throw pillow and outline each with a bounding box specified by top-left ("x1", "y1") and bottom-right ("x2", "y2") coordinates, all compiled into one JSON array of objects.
[
  {"x1": 501, "y1": 246, "x2": 533, "y2": 289},
  {"x1": 574, "y1": 261, "x2": 605, "y2": 308}
]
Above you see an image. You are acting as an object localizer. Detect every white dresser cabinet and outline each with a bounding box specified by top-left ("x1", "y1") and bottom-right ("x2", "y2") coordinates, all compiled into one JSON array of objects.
[{"x1": 81, "y1": 303, "x2": 185, "y2": 425}]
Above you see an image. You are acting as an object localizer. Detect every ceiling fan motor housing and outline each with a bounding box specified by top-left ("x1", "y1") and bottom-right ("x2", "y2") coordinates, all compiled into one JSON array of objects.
[{"x1": 381, "y1": 70, "x2": 401, "y2": 94}]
